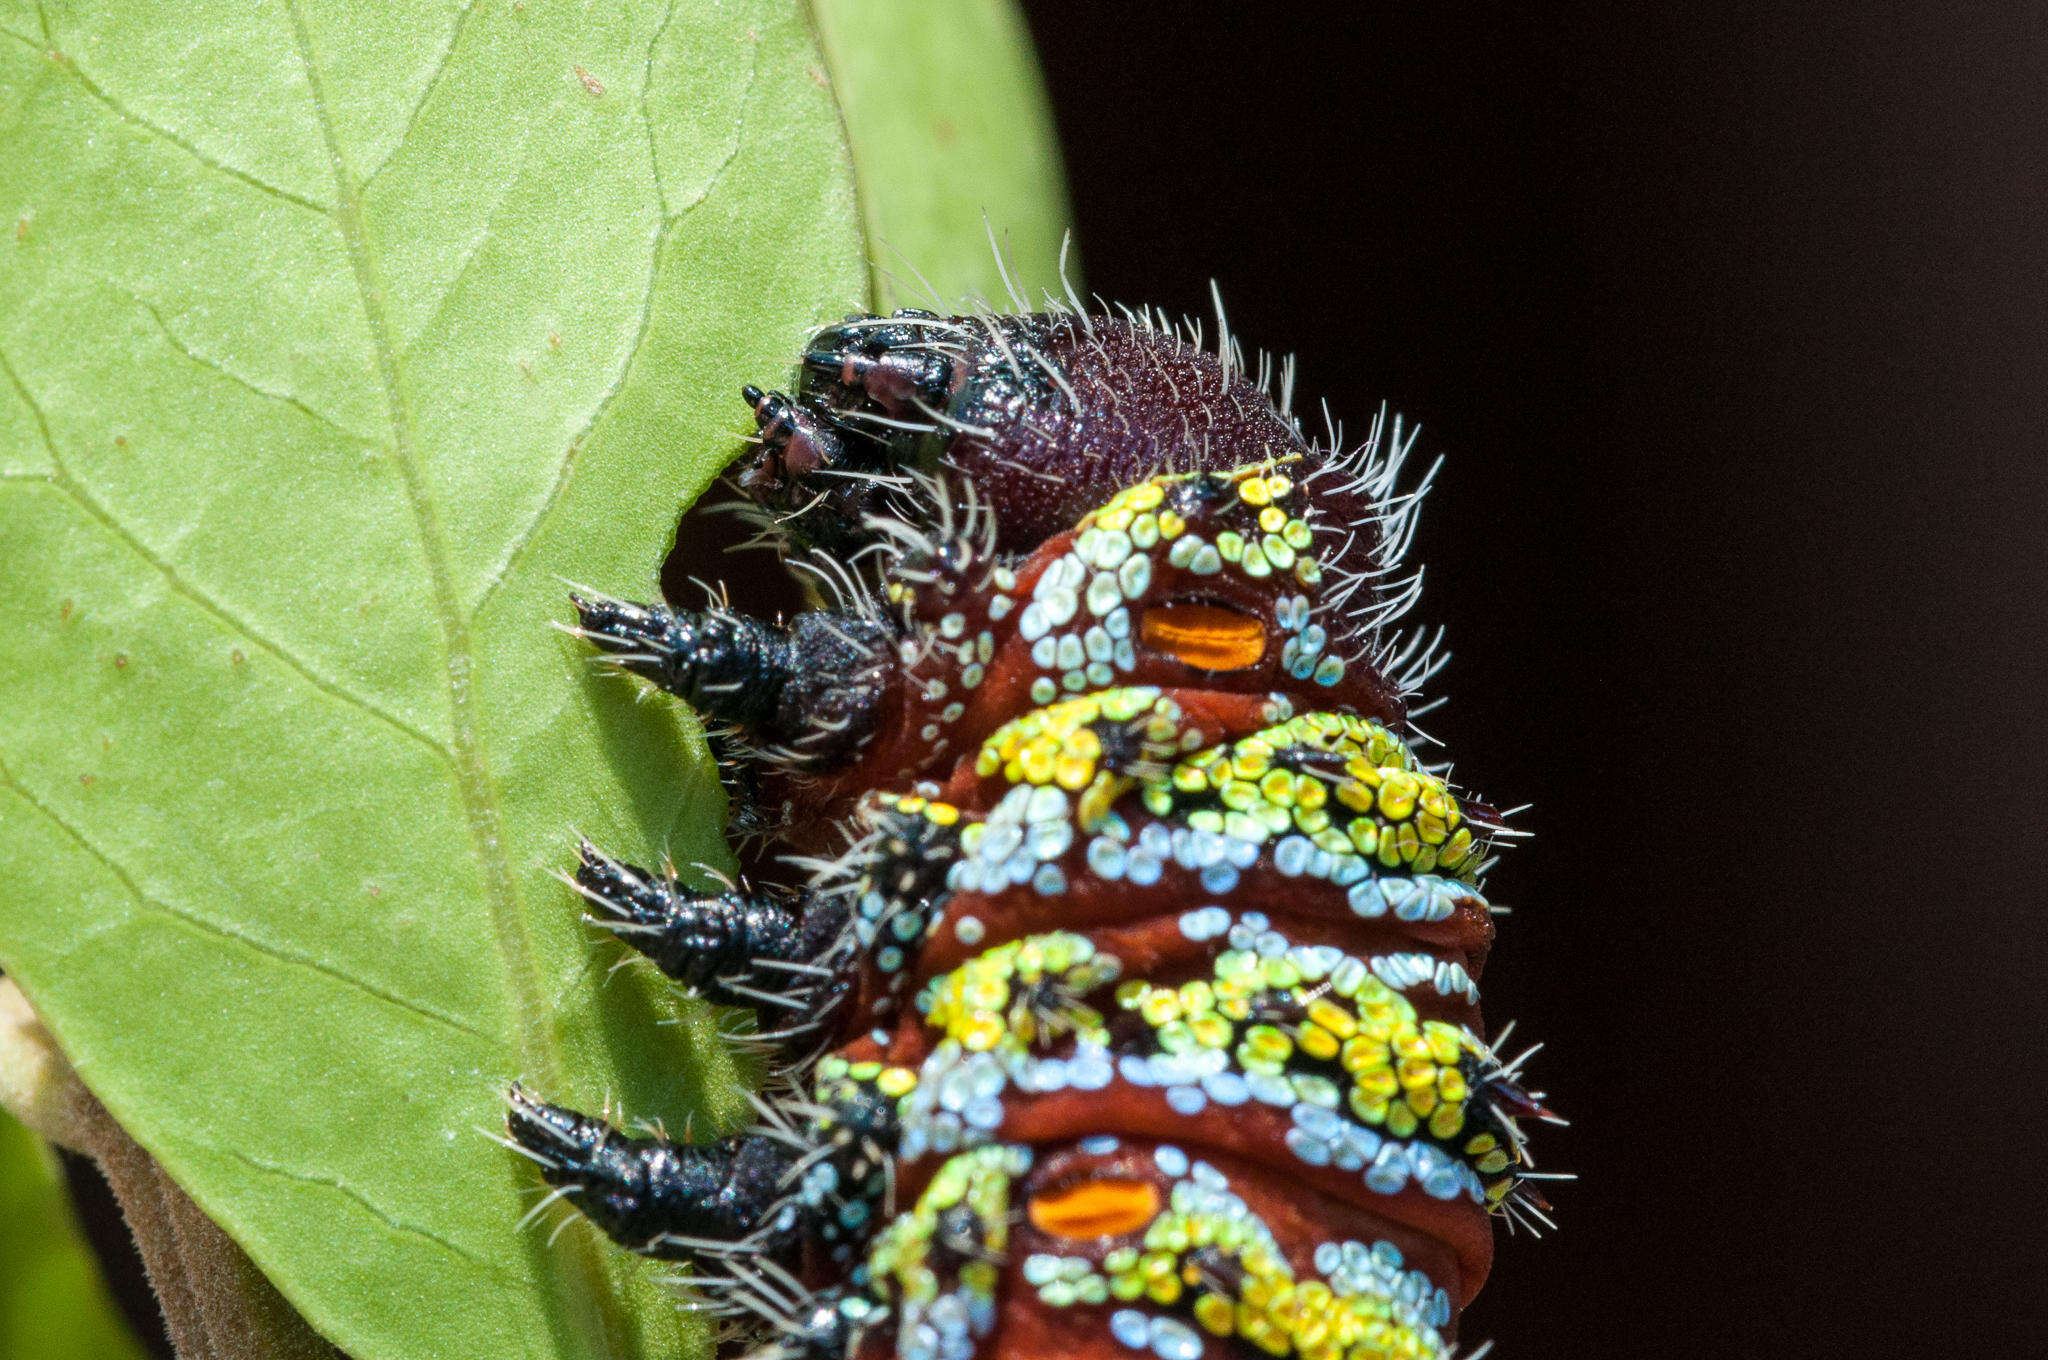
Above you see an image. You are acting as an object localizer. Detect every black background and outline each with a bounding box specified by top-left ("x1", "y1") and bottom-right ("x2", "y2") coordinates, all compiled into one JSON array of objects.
[{"x1": 1017, "y1": 2, "x2": 2043, "y2": 1355}]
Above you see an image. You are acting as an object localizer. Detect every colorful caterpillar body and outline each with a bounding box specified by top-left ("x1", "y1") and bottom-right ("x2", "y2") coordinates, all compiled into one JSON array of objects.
[{"x1": 505, "y1": 306, "x2": 1557, "y2": 1360}]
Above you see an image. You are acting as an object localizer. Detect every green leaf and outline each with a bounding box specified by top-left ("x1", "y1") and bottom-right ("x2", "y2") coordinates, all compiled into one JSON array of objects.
[
  {"x1": 0, "y1": 4, "x2": 1068, "y2": 1360},
  {"x1": 812, "y1": 0, "x2": 1075, "y2": 309},
  {"x1": 0, "y1": 1110, "x2": 151, "y2": 1360}
]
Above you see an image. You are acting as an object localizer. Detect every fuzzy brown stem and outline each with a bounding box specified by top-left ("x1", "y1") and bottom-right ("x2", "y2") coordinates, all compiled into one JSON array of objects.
[{"x1": 0, "y1": 979, "x2": 336, "y2": 1360}]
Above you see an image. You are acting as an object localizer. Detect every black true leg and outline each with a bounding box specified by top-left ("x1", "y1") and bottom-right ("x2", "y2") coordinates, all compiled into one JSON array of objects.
[
  {"x1": 571, "y1": 841, "x2": 848, "y2": 1020},
  {"x1": 505, "y1": 1087, "x2": 802, "y2": 1260},
  {"x1": 729, "y1": 312, "x2": 971, "y2": 554},
  {"x1": 737, "y1": 384, "x2": 852, "y2": 489}
]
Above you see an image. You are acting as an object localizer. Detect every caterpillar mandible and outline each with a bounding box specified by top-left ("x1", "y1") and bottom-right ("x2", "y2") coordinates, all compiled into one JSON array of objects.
[{"x1": 504, "y1": 299, "x2": 1559, "y2": 1360}]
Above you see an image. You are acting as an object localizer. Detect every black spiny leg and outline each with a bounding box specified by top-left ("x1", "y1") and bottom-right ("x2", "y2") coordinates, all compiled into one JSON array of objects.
[
  {"x1": 571, "y1": 841, "x2": 850, "y2": 1026},
  {"x1": 569, "y1": 594, "x2": 894, "y2": 769},
  {"x1": 569, "y1": 594, "x2": 788, "y2": 725},
  {"x1": 506, "y1": 1087, "x2": 802, "y2": 1260}
]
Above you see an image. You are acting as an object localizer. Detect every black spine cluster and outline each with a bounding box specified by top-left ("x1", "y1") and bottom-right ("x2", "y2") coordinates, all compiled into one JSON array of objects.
[
  {"x1": 506, "y1": 1086, "x2": 800, "y2": 1260},
  {"x1": 570, "y1": 593, "x2": 894, "y2": 769},
  {"x1": 572, "y1": 842, "x2": 848, "y2": 1018}
]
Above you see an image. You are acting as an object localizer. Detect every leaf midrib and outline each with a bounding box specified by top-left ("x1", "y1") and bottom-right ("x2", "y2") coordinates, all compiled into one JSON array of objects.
[{"x1": 279, "y1": 6, "x2": 627, "y2": 1357}]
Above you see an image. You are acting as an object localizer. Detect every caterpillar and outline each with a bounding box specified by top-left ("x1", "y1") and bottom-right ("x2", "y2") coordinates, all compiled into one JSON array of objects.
[{"x1": 504, "y1": 299, "x2": 1558, "y2": 1360}]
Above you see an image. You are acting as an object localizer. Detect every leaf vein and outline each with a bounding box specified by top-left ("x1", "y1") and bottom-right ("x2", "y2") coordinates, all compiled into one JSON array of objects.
[
  {"x1": 201, "y1": 1141, "x2": 503, "y2": 1273},
  {"x1": 0, "y1": 25, "x2": 329, "y2": 215},
  {"x1": 468, "y1": 430, "x2": 583, "y2": 623},
  {"x1": 392, "y1": 112, "x2": 549, "y2": 364},
  {"x1": 471, "y1": 5, "x2": 699, "y2": 624},
  {"x1": 640, "y1": 0, "x2": 684, "y2": 216},
  {"x1": 653, "y1": 2, "x2": 759, "y2": 221},
  {"x1": 0, "y1": 757, "x2": 487, "y2": 1040},
  {"x1": 282, "y1": 0, "x2": 535, "y2": 1065},
  {"x1": 359, "y1": 0, "x2": 482, "y2": 191},
  {"x1": 0, "y1": 348, "x2": 452, "y2": 761},
  {"x1": 109, "y1": 281, "x2": 379, "y2": 444},
  {"x1": 281, "y1": 7, "x2": 636, "y2": 1355},
  {"x1": 475, "y1": 2, "x2": 765, "y2": 624}
]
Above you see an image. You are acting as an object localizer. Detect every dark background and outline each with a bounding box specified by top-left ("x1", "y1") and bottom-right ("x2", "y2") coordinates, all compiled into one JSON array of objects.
[{"x1": 1017, "y1": 1, "x2": 2044, "y2": 1355}]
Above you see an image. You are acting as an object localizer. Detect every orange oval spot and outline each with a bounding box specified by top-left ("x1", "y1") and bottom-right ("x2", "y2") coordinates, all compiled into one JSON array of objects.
[
  {"x1": 1140, "y1": 602, "x2": 1268, "y2": 671},
  {"x1": 1027, "y1": 1177, "x2": 1162, "y2": 1239}
]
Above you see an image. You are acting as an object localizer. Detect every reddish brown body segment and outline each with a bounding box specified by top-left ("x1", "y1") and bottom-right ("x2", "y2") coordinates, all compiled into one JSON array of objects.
[{"x1": 507, "y1": 309, "x2": 1552, "y2": 1360}]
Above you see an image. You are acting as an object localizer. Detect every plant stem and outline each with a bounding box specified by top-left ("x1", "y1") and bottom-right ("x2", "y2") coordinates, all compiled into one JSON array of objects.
[{"x1": 0, "y1": 980, "x2": 335, "y2": 1360}]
